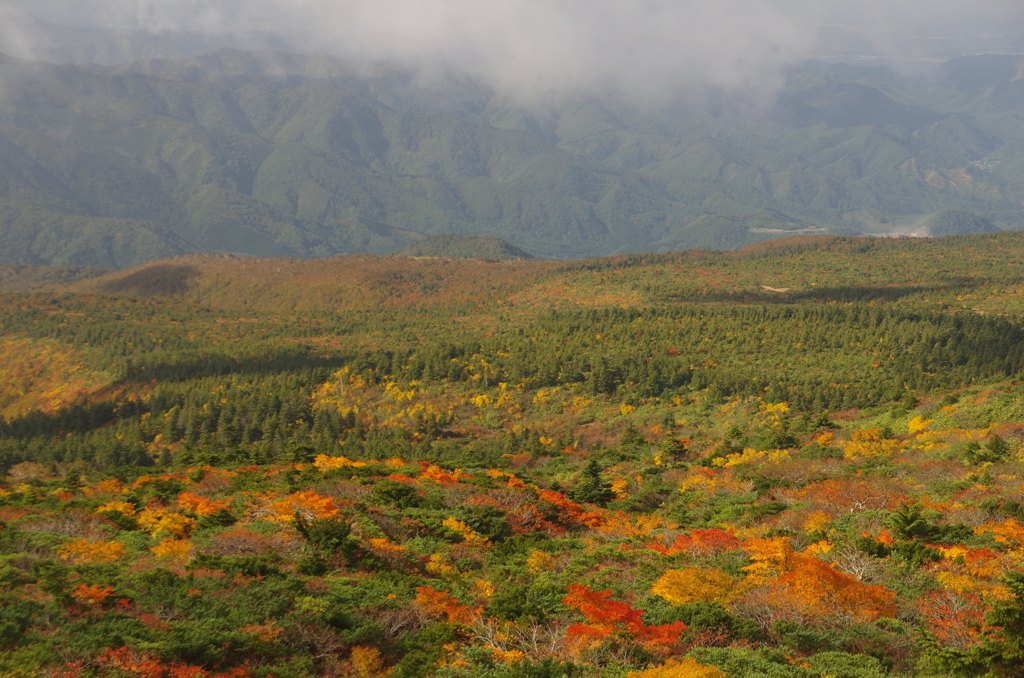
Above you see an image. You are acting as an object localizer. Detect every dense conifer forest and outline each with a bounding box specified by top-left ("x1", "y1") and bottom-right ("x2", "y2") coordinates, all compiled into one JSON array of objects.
[{"x1": 4, "y1": 233, "x2": 1024, "y2": 676}]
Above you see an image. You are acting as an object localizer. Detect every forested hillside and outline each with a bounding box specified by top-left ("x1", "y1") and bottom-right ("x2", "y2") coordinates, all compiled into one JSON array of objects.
[
  {"x1": 0, "y1": 49, "x2": 1023, "y2": 267},
  {"x1": 4, "y1": 233, "x2": 1024, "y2": 676}
]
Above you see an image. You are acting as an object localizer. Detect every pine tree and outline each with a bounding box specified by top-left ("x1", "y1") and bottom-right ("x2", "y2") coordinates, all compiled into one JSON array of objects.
[{"x1": 571, "y1": 460, "x2": 615, "y2": 506}]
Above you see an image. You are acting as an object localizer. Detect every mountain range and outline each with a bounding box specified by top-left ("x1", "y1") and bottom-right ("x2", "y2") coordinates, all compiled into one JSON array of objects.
[{"x1": 0, "y1": 46, "x2": 1022, "y2": 268}]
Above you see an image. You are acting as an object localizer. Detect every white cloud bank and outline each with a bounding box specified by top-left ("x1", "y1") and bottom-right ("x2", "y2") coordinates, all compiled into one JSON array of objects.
[{"x1": 2, "y1": 0, "x2": 1023, "y2": 99}]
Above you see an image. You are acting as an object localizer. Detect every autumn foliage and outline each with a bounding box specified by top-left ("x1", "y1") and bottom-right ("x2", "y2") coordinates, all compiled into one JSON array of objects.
[
  {"x1": 10, "y1": 234, "x2": 1024, "y2": 676},
  {"x1": 563, "y1": 584, "x2": 686, "y2": 653},
  {"x1": 414, "y1": 586, "x2": 481, "y2": 625}
]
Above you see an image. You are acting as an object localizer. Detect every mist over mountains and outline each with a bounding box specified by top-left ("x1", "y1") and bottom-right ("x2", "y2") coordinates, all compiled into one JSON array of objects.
[
  {"x1": 3, "y1": 1, "x2": 1022, "y2": 77},
  {"x1": 1, "y1": 47, "x2": 1024, "y2": 267},
  {"x1": 0, "y1": 4, "x2": 1022, "y2": 267}
]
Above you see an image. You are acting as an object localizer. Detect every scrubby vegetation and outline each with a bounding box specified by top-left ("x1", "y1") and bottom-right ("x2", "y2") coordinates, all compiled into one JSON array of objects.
[{"x1": 4, "y1": 233, "x2": 1024, "y2": 676}]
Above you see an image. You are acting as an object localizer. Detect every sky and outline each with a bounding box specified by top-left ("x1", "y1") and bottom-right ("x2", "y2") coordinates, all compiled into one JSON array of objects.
[{"x1": 1, "y1": 0, "x2": 1022, "y2": 100}]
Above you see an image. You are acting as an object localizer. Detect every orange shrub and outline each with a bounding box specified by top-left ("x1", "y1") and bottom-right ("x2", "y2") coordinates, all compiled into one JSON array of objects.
[
  {"x1": 177, "y1": 492, "x2": 231, "y2": 516},
  {"x1": 70, "y1": 584, "x2": 115, "y2": 606},
  {"x1": 738, "y1": 536, "x2": 896, "y2": 625},
  {"x1": 649, "y1": 528, "x2": 741, "y2": 556},
  {"x1": 248, "y1": 490, "x2": 338, "y2": 524},
  {"x1": 414, "y1": 586, "x2": 481, "y2": 625}
]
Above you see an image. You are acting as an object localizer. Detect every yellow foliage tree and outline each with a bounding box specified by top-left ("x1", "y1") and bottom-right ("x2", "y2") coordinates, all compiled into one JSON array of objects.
[
  {"x1": 596, "y1": 512, "x2": 670, "y2": 539},
  {"x1": 475, "y1": 579, "x2": 496, "y2": 599},
  {"x1": 526, "y1": 550, "x2": 554, "y2": 573},
  {"x1": 349, "y1": 645, "x2": 384, "y2": 677},
  {"x1": 842, "y1": 429, "x2": 906, "y2": 460},
  {"x1": 58, "y1": 538, "x2": 126, "y2": 565},
  {"x1": 150, "y1": 537, "x2": 192, "y2": 563},
  {"x1": 442, "y1": 517, "x2": 490, "y2": 548},
  {"x1": 96, "y1": 500, "x2": 136, "y2": 517},
  {"x1": 742, "y1": 537, "x2": 799, "y2": 581},
  {"x1": 908, "y1": 416, "x2": 933, "y2": 434},
  {"x1": 367, "y1": 537, "x2": 407, "y2": 556},
  {"x1": 627, "y1": 657, "x2": 726, "y2": 678},
  {"x1": 802, "y1": 510, "x2": 831, "y2": 535},
  {"x1": 137, "y1": 508, "x2": 196, "y2": 538},
  {"x1": 84, "y1": 479, "x2": 127, "y2": 497},
  {"x1": 313, "y1": 454, "x2": 367, "y2": 472},
  {"x1": 712, "y1": 448, "x2": 790, "y2": 468},
  {"x1": 976, "y1": 518, "x2": 1024, "y2": 551},
  {"x1": 651, "y1": 568, "x2": 734, "y2": 606}
]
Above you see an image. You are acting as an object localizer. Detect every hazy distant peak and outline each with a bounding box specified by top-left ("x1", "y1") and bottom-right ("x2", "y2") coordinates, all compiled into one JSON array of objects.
[
  {"x1": 936, "y1": 54, "x2": 1024, "y2": 89},
  {"x1": 911, "y1": 209, "x2": 999, "y2": 237}
]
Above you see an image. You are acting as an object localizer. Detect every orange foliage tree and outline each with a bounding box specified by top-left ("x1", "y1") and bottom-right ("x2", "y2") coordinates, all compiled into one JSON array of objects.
[
  {"x1": 177, "y1": 492, "x2": 232, "y2": 516},
  {"x1": 649, "y1": 528, "x2": 741, "y2": 557},
  {"x1": 918, "y1": 589, "x2": 996, "y2": 651},
  {"x1": 537, "y1": 490, "x2": 604, "y2": 530},
  {"x1": 414, "y1": 586, "x2": 481, "y2": 626},
  {"x1": 737, "y1": 537, "x2": 896, "y2": 626},
  {"x1": 70, "y1": 584, "x2": 116, "y2": 606},
  {"x1": 247, "y1": 490, "x2": 338, "y2": 523}
]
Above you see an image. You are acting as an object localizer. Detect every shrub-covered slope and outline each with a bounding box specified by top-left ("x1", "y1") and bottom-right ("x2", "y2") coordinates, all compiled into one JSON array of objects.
[{"x1": 4, "y1": 234, "x2": 1024, "y2": 676}]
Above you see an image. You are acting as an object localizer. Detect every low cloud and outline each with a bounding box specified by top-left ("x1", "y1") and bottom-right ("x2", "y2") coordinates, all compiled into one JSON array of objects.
[
  {"x1": 2, "y1": 0, "x2": 1022, "y2": 100},
  {"x1": 297, "y1": 0, "x2": 820, "y2": 100}
]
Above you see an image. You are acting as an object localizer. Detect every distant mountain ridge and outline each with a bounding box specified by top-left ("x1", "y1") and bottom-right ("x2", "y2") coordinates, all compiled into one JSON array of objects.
[
  {"x1": 0, "y1": 263, "x2": 107, "y2": 292},
  {"x1": 0, "y1": 48, "x2": 1022, "y2": 268}
]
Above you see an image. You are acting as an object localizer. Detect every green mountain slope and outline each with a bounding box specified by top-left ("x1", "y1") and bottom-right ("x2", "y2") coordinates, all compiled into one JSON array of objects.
[
  {"x1": 0, "y1": 50, "x2": 1022, "y2": 266},
  {"x1": 394, "y1": 233, "x2": 534, "y2": 259},
  {"x1": 652, "y1": 208, "x2": 822, "y2": 252},
  {"x1": 911, "y1": 208, "x2": 999, "y2": 237}
]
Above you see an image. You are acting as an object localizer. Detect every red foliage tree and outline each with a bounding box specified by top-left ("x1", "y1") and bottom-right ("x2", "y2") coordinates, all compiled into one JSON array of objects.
[{"x1": 562, "y1": 584, "x2": 686, "y2": 653}]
